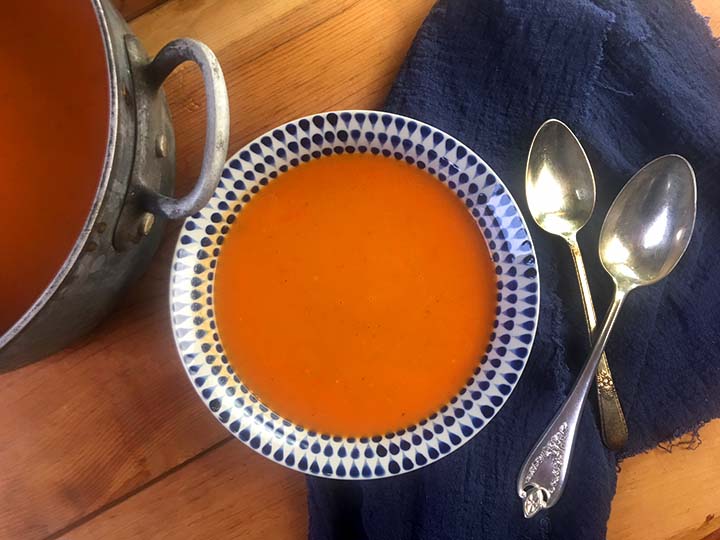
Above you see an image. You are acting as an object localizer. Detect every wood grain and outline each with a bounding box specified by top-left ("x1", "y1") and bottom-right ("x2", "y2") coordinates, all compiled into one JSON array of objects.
[
  {"x1": 114, "y1": 0, "x2": 166, "y2": 20},
  {"x1": 609, "y1": 420, "x2": 720, "y2": 540},
  {"x1": 0, "y1": 294, "x2": 229, "y2": 539},
  {"x1": 1, "y1": 1, "x2": 718, "y2": 540},
  {"x1": 57, "y1": 441, "x2": 307, "y2": 540}
]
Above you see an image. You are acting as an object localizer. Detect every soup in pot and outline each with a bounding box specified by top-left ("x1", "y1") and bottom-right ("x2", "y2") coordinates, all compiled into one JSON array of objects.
[{"x1": 0, "y1": 1, "x2": 109, "y2": 334}]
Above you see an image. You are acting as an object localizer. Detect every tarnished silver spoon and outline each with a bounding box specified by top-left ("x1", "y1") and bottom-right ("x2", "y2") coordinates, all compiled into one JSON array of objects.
[
  {"x1": 526, "y1": 119, "x2": 628, "y2": 450},
  {"x1": 518, "y1": 155, "x2": 697, "y2": 518}
]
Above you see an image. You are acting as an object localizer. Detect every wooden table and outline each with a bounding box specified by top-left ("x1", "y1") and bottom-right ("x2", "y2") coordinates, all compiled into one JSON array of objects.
[{"x1": 1, "y1": 1, "x2": 718, "y2": 538}]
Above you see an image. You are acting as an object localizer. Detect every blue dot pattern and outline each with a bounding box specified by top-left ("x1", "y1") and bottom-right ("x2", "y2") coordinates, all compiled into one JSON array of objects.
[{"x1": 170, "y1": 110, "x2": 539, "y2": 479}]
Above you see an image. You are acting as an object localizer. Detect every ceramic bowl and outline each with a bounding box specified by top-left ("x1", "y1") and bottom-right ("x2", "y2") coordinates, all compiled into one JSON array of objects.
[{"x1": 170, "y1": 110, "x2": 539, "y2": 479}]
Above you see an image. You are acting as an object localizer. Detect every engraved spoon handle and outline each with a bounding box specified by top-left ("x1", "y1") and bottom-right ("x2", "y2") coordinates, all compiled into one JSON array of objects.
[
  {"x1": 518, "y1": 288, "x2": 626, "y2": 518},
  {"x1": 567, "y1": 238, "x2": 628, "y2": 450}
]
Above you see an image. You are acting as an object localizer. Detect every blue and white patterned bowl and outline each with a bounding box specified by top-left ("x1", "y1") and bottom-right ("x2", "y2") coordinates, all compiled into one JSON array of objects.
[{"x1": 170, "y1": 110, "x2": 539, "y2": 479}]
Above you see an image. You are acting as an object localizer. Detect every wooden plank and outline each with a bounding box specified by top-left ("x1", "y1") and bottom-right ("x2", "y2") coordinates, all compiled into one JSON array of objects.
[
  {"x1": 0, "y1": 292, "x2": 229, "y2": 540},
  {"x1": 57, "y1": 441, "x2": 307, "y2": 540},
  {"x1": 694, "y1": 0, "x2": 720, "y2": 34},
  {"x1": 113, "y1": 0, "x2": 168, "y2": 21},
  {"x1": 58, "y1": 419, "x2": 720, "y2": 540},
  {"x1": 608, "y1": 420, "x2": 720, "y2": 540}
]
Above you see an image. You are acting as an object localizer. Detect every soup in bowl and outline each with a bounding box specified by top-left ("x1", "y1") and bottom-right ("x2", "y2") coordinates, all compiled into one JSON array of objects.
[{"x1": 170, "y1": 111, "x2": 538, "y2": 478}]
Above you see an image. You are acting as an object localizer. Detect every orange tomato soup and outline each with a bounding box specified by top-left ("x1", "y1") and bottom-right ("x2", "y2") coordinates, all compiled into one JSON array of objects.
[
  {"x1": 215, "y1": 153, "x2": 496, "y2": 436},
  {"x1": 0, "y1": 1, "x2": 109, "y2": 334}
]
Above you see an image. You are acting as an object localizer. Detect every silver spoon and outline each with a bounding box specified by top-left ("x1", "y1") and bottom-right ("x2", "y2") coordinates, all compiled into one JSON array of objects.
[
  {"x1": 518, "y1": 155, "x2": 697, "y2": 518},
  {"x1": 526, "y1": 119, "x2": 628, "y2": 450}
]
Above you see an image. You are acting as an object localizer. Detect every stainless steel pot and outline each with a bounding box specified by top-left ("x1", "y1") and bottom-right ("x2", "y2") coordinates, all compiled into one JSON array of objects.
[{"x1": 0, "y1": 0, "x2": 229, "y2": 371}]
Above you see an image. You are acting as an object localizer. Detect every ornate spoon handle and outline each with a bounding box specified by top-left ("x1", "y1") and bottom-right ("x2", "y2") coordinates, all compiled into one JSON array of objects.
[
  {"x1": 518, "y1": 290, "x2": 626, "y2": 518},
  {"x1": 567, "y1": 239, "x2": 628, "y2": 450}
]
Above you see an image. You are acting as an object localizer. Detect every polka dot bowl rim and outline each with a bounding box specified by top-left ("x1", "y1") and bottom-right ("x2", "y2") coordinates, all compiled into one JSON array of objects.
[{"x1": 170, "y1": 110, "x2": 539, "y2": 479}]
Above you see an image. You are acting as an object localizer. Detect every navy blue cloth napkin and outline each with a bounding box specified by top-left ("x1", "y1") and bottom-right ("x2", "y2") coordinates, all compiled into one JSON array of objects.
[{"x1": 307, "y1": 1, "x2": 720, "y2": 538}]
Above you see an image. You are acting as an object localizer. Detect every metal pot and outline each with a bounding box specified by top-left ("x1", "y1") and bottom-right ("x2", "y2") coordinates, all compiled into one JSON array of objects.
[{"x1": 0, "y1": 0, "x2": 229, "y2": 371}]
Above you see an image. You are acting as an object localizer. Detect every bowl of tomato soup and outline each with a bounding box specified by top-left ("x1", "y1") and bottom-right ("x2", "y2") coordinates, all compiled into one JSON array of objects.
[{"x1": 170, "y1": 111, "x2": 538, "y2": 478}]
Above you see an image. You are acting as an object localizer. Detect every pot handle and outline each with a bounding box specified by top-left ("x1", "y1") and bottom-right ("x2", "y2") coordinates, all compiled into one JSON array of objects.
[{"x1": 144, "y1": 39, "x2": 230, "y2": 220}]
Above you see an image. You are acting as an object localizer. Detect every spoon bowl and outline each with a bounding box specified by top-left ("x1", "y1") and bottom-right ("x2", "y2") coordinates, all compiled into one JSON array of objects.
[
  {"x1": 600, "y1": 155, "x2": 697, "y2": 288},
  {"x1": 526, "y1": 119, "x2": 595, "y2": 238}
]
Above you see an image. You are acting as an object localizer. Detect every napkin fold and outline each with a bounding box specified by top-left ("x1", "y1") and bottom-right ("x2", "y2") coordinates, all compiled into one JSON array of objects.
[{"x1": 308, "y1": 1, "x2": 720, "y2": 538}]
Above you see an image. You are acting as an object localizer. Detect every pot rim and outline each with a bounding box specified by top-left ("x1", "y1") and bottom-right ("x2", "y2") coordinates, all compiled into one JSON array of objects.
[{"x1": 0, "y1": 0, "x2": 118, "y2": 349}]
